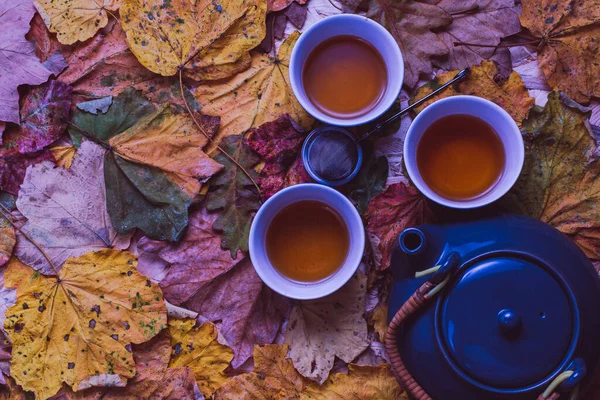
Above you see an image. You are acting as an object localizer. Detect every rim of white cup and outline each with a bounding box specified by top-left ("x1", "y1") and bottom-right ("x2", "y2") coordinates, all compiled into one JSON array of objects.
[
  {"x1": 289, "y1": 14, "x2": 404, "y2": 127},
  {"x1": 404, "y1": 95, "x2": 525, "y2": 209},
  {"x1": 249, "y1": 184, "x2": 365, "y2": 300}
]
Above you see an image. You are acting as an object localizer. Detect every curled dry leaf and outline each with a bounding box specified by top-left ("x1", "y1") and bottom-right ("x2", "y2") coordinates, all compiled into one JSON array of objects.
[
  {"x1": 412, "y1": 61, "x2": 534, "y2": 126},
  {"x1": 34, "y1": 0, "x2": 121, "y2": 45},
  {"x1": 285, "y1": 273, "x2": 370, "y2": 384},
  {"x1": 502, "y1": 92, "x2": 600, "y2": 261},
  {"x1": 365, "y1": 183, "x2": 435, "y2": 270},
  {"x1": 246, "y1": 114, "x2": 311, "y2": 200},
  {"x1": 300, "y1": 364, "x2": 405, "y2": 400},
  {"x1": 121, "y1": 0, "x2": 266, "y2": 80},
  {"x1": 184, "y1": 259, "x2": 289, "y2": 368},
  {"x1": 16, "y1": 141, "x2": 131, "y2": 275},
  {"x1": 138, "y1": 207, "x2": 243, "y2": 305},
  {"x1": 50, "y1": 145, "x2": 77, "y2": 169},
  {"x1": 168, "y1": 319, "x2": 234, "y2": 397},
  {"x1": 433, "y1": 0, "x2": 522, "y2": 77},
  {"x1": 0, "y1": 0, "x2": 52, "y2": 127},
  {"x1": 358, "y1": 0, "x2": 452, "y2": 88},
  {"x1": 520, "y1": 0, "x2": 600, "y2": 103},
  {"x1": 214, "y1": 344, "x2": 310, "y2": 400},
  {"x1": 0, "y1": 149, "x2": 54, "y2": 196},
  {"x1": 4, "y1": 250, "x2": 168, "y2": 399},
  {"x1": 66, "y1": 331, "x2": 196, "y2": 400},
  {"x1": 196, "y1": 31, "x2": 314, "y2": 141},
  {"x1": 13, "y1": 80, "x2": 72, "y2": 154},
  {"x1": 206, "y1": 135, "x2": 261, "y2": 256}
]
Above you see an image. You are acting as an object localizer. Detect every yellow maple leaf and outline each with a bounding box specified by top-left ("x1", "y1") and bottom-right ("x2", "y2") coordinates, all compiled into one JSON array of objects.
[
  {"x1": 108, "y1": 105, "x2": 223, "y2": 197},
  {"x1": 196, "y1": 31, "x2": 314, "y2": 142},
  {"x1": 214, "y1": 344, "x2": 309, "y2": 400},
  {"x1": 120, "y1": 0, "x2": 265, "y2": 79},
  {"x1": 300, "y1": 364, "x2": 406, "y2": 400},
  {"x1": 34, "y1": 0, "x2": 121, "y2": 45},
  {"x1": 168, "y1": 318, "x2": 233, "y2": 397},
  {"x1": 412, "y1": 61, "x2": 534, "y2": 126},
  {"x1": 4, "y1": 250, "x2": 167, "y2": 400},
  {"x1": 50, "y1": 145, "x2": 77, "y2": 169}
]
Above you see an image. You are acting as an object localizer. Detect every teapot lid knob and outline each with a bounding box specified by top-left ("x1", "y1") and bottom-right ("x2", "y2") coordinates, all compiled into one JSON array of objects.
[{"x1": 497, "y1": 309, "x2": 522, "y2": 337}]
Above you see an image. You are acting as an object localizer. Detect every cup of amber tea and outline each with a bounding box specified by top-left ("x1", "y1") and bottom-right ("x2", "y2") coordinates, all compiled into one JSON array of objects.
[
  {"x1": 404, "y1": 95, "x2": 525, "y2": 209},
  {"x1": 289, "y1": 14, "x2": 403, "y2": 126},
  {"x1": 249, "y1": 184, "x2": 365, "y2": 300}
]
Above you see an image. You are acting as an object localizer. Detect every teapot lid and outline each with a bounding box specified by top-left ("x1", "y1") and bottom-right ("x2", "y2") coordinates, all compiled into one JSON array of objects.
[{"x1": 437, "y1": 253, "x2": 577, "y2": 389}]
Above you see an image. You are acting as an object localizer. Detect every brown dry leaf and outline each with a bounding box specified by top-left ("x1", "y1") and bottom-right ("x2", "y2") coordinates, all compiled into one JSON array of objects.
[
  {"x1": 4, "y1": 250, "x2": 167, "y2": 399},
  {"x1": 268, "y1": 0, "x2": 308, "y2": 12},
  {"x1": 285, "y1": 273, "x2": 369, "y2": 384},
  {"x1": 520, "y1": 0, "x2": 600, "y2": 103},
  {"x1": 66, "y1": 331, "x2": 196, "y2": 400},
  {"x1": 365, "y1": 183, "x2": 435, "y2": 270},
  {"x1": 196, "y1": 31, "x2": 314, "y2": 141},
  {"x1": 502, "y1": 92, "x2": 600, "y2": 261},
  {"x1": 300, "y1": 364, "x2": 405, "y2": 400},
  {"x1": 214, "y1": 344, "x2": 310, "y2": 400},
  {"x1": 371, "y1": 303, "x2": 388, "y2": 342},
  {"x1": 138, "y1": 207, "x2": 243, "y2": 305},
  {"x1": 50, "y1": 145, "x2": 77, "y2": 169},
  {"x1": 168, "y1": 319, "x2": 233, "y2": 397},
  {"x1": 412, "y1": 61, "x2": 534, "y2": 126},
  {"x1": 0, "y1": 218, "x2": 15, "y2": 268},
  {"x1": 121, "y1": 0, "x2": 266, "y2": 80},
  {"x1": 183, "y1": 259, "x2": 289, "y2": 368},
  {"x1": 34, "y1": 0, "x2": 121, "y2": 45},
  {"x1": 359, "y1": 0, "x2": 453, "y2": 88}
]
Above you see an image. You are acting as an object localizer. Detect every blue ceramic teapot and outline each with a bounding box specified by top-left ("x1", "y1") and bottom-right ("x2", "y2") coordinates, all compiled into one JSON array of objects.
[{"x1": 386, "y1": 215, "x2": 600, "y2": 400}]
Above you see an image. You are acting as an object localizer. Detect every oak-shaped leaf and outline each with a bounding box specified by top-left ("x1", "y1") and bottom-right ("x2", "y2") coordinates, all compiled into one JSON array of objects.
[
  {"x1": 196, "y1": 31, "x2": 314, "y2": 142},
  {"x1": 300, "y1": 364, "x2": 405, "y2": 399},
  {"x1": 520, "y1": 0, "x2": 600, "y2": 103},
  {"x1": 365, "y1": 183, "x2": 435, "y2": 270},
  {"x1": 206, "y1": 135, "x2": 261, "y2": 256},
  {"x1": 0, "y1": 0, "x2": 52, "y2": 127},
  {"x1": 15, "y1": 141, "x2": 131, "y2": 275},
  {"x1": 4, "y1": 250, "x2": 168, "y2": 399},
  {"x1": 168, "y1": 319, "x2": 234, "y2": 397},
  {"x1": 183, "y1": 259, "x2": 289, "y2": 368},
  {"x1": 14, "y1": 80, "x2": 72, "y2": 154},
  {"x1": 66, "y1": 331, "x2": 196, "y2": 399},
  {"x1": 502, "y1": 92, "x2": 600, "y2": 261},
  {"x1": 121, "y1": 0, "x2": 265, "y2": 80},
  {"x1": 34, "y1": 0, "x2": 121, "y2": 44},
  {"x1": 285, "y1": 273, "x2": 370, "y2": 383},
  {"x1": 412, "y1": 61, "x2": 534, "y2": 126},
  {"x1": 246, "y1": 114, "x2": 311, "y2": 200},
  {"x1": 138, "y1": 207, "x2": 243, "y2": 305},
  {"x1": 214, "y1": 344, "x2": 310, "y2": 399}
]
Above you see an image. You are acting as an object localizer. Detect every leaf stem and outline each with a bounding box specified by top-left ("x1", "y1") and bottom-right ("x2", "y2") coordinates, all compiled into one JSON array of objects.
[
  {"x1": 0, "y1": 205, "x2": 59, "y2": 276},
  {"x1": 177, "y1": 70, "x2": 261, "y2": 199},
  {"x1": 453, "y1": 39, "x2": 541, "y2": 48},
  {"x1": 66, "y1": 121, "x2": 113, "y2": 151}
]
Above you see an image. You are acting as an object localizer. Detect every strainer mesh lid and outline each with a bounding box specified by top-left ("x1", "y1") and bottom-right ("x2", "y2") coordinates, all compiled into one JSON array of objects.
[{"x1": 306, "y1": 129, "x2": 359, "y2": 182}]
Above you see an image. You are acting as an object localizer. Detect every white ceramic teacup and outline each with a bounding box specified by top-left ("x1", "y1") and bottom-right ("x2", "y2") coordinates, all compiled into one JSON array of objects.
[
  {"x1": 404, "y1": 95, "x2": 524, "y2": 209},
  {"x1": 289, "y1": 14, "x2": 403, "y2": 126},
  {"x1": 249, "y1": 184, "x2": 365, "y2": 300}
]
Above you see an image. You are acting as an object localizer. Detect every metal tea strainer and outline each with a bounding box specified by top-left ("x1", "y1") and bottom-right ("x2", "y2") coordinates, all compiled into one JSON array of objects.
[{"x1": 302, "y1": 68, "x2": 470, "y2": 186}]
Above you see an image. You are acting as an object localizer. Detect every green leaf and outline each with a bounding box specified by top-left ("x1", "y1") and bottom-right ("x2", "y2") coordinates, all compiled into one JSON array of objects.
[
  {"x1": 69, "y1": 88, "x2": 155, "y2": 147},
  {"x1": 104, "y1": 152, "x2": 191, "y2": 242},
  {"x1": 346, "y1": 155, "x2": 389, "y2": 215},
  {"x1": 206, "y1": 135, "x2": 261, "y2": 257}
]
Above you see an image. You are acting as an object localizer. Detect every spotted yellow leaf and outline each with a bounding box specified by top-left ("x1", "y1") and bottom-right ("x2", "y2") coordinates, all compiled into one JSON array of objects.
[
  {"x1": 120, "y1": 0, "x2": 266, "y2": 80},
  {"x1": 34, "y1": 0, "x2": 122, "y2": 45},
  {"x1": 196, "y1": 31, "x2": 314, "y2": 141},
  {"x1": 4, "y1": 250, "x2": 167, "y2": 400},
  {"x1": 168, "y1": 318, "x2": 233, "y2": 397},
  {"x1": 50, "y1": 145, "x2": 76, "y2": 169}
]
